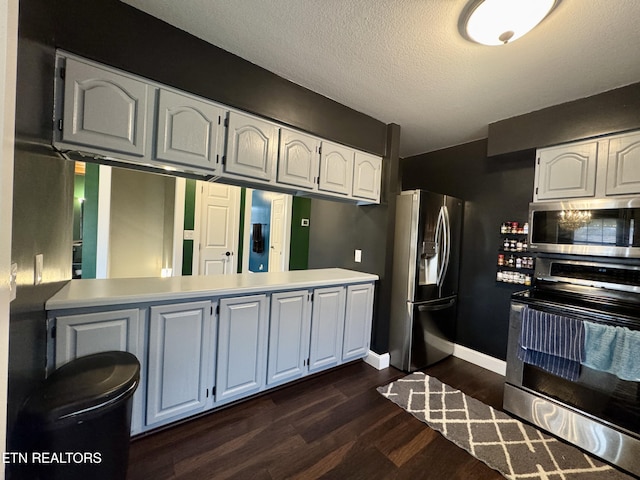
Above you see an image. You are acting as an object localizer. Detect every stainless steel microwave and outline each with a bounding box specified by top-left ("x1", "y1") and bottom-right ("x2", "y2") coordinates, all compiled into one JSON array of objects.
[{"x1": 528, "y1": 198, "x2": 640, "y2": 258}]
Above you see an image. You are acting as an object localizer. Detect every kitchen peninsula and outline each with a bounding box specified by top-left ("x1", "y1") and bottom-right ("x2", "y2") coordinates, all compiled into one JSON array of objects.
[{"x1": 45, "y1": 268, "x2": 377, "y2": 435}]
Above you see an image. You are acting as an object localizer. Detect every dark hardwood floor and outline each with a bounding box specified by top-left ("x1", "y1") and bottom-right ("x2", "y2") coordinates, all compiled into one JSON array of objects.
[{"x1": 127, "y1": 357, "x2": 506, "y2": 479}]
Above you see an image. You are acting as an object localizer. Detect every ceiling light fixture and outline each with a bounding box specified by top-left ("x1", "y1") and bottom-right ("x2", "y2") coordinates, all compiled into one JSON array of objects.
[{"x1": 461, "y1": 0, "x2": 558, "y2": 46}]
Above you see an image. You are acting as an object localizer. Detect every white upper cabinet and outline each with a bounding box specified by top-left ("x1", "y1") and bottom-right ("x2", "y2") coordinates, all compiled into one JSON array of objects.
[
  {"x1": 55, "y1": 52, "x2": 382, "y2": 204},
  {"x1": 319, "y1": 141, "x2": 354, "y2": 196},
  {"x1": 534, "y1": 140, "x2": 598, "y2": 201},
  {"x1": 277, "y1": 129, "x2": 320, "y2": 190},
  {"x1": 606, "y1": 131, "x2": 640, "y2": 196},
  {"x1": 224, "y1": 111, "x2": 279, "y2": 182},
  {"x1": 154, "y1": 89, "x2": 225, "y2": 171},
  {"x1": 352, "y1": 151, "x2": 382, "y2": 202},
  {"x1": 60, "y1": 57, "x2": 148, "y2": 157},
  {"x1": 534, "y1": 131, "x2": 640, "y2": 201}
]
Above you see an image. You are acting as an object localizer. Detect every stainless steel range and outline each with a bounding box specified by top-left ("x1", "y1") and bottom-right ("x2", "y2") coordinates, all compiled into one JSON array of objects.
[{"x1": 504, "y1": 255, "x2": 640, "y2": 477}]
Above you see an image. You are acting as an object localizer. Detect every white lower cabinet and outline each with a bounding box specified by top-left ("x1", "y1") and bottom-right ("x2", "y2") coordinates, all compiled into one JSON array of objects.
[
  {"x1": 48, "y1": 278, "x2": 375, "y2": 435},
  {"x1": 308, "y1": 286, "x2": 346, "y2": 373},
  {"x1": 146, "y1": 301, "x2": 214, "y2": 428},
  {"x1": 216, "y1": 294, "x2": 269, "y2": 403},
  {"x1": 267, "y1": 290, "x2": 311, "y2": 386},
  {"x1": 53, "y1": 308, "x2": 145, "y2": 434},
  {"x1": 342, "y1": 284, "x2": 374, "y2": 362},
  {"x1": 267, "y1": 284, "x2": 373, "y2": 385}
]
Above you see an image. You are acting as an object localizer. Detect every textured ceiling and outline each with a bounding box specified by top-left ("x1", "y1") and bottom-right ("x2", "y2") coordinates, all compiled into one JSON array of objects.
[{"x1": 121, "y1": 0, "x2": 640, "y2": 157}]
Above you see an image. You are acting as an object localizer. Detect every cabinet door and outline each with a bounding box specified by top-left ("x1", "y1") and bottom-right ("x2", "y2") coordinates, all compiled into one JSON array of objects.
[
  {"x1": 342, "y1": 283, "x2": 374, "y2": 362},
  {"x1": 308, "y1": 286, "x2": 346, "y2": 373},
  {"x1": 535, "y1": 141, "x2": 598, "y2": 200},
  {"x1": 61, "y1": 57, "x2": 148, "y2": 157},
  {"x1": 54, "y1": 308, "x2": 143, "y2": 434},
  {"x1": 155, "y1": 89, "x2": 225, "y2": 171},
  {"x1": 277, "y1": 129, "x2": 320, "y2": 190},
  {"x1": 55, "y1": 308, "x2": 141, "y2": 368},
  {"x1": 146, "y1": 301, "x2": 212, "y2": 427},
  {"x1": 352, "y1": 151, "x2": 382, "y2": 202},
  {"x1": 606, "y1": 131, "x2": 640, "y2": 196},
  {"x1": 267, "y1": 290, "x2": 311, "y2": 386},
  {"x1": 216, "y1": 294, "x2": 269, "y2": 402},
  {"x1": 319, "y1": 141, "x2": 354, "y2": 196},
  {"x1": 225, "y1": 111, "x2": 278, "y2": 181}
]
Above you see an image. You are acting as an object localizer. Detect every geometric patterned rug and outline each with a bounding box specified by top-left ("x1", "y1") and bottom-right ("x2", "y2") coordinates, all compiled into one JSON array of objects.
[{"x1": 377, "y1": 372, "x2": 634, "y2": 480}]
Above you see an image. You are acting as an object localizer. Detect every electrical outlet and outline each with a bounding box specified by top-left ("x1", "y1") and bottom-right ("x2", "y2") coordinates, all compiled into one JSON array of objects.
[{"x1": 354, "y1": 249, "x2": 362, "y2": 263}]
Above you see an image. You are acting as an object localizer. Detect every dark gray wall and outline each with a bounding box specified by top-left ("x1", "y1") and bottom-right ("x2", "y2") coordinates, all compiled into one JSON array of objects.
[
  {"x1": 488, "y1": 82, "x2": 640, "y2": 156},
  {"x1": 52, "y1": 0, "x2": 387, "y2": 156},
  {"x1": 308, "y1": 123, "x2": 401, "y2": 354},
  {"x1": 308, "y1": 200, "x2": 391, "y2": 351},
  {"x1": 402, "y1": 140, "x2": 535, "y2": 359},
  {"x1": 402, "y1": 80, "x2": 640, "y2": 360},
  {"x1": 8, "y1": 0, "x2": 392, "y2": 455},
  {"x1": 8, "y1": 0, "x2": 72, "y2": 461}
]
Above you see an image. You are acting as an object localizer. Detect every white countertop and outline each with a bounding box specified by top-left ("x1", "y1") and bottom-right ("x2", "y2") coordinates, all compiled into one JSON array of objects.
[{"x1": 46, "y1": 268, "x2": 378, "y2": 311}]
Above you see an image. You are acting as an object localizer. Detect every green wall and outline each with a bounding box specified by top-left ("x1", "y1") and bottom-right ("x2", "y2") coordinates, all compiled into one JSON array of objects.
[
  {"x1": 182, "y1": 184, "x2": 310, "y2": 274},
  {"x1": 81, "y1": 163, "x2": 100, "y2": 279},
  {"x1": 73, "y1": 172, "x2": 85, "y2": 241},
  {"x1": 289, "y1": 197, "x2": 311, "y2": 270},
  {"x1": 237, "y1": 188, "x2": 246, "y2": 273},
  {"x1": 182, "y1": 179, "x2": 197, "y2": 275}
]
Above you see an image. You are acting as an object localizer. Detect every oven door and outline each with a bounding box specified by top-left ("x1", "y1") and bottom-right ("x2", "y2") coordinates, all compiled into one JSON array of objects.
[
  {"x1": 505, "y1": 295, "x2": 640, "y2": 477},
  {"x1": 528, "y1": 198, "x2": 640, "y2": 258}
]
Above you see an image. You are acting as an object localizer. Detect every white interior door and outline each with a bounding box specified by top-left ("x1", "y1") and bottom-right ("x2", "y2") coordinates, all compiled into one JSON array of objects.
[
  {"x1": 195, "y1": 182, "x2": 240, "y2": 275},
  {"x1": 268, "y1": 194, "x2": 292, "y2": 273}
]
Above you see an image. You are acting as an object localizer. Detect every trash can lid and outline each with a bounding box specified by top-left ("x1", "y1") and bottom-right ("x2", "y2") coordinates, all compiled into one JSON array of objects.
[{"x1": 24, "y1": 351, "x2": 140, "y2": 423}]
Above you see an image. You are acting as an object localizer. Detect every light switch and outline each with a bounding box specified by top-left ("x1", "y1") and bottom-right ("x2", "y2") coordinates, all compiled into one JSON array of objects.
[
  {"x1": 183, "y1": 230, "x2": 195, "y2": 240},
  {"x1": 9, "y1": 263, "x2": 17, "y2": 301},
  {"x1": 35, "y1": 254, "x2": 43, "y2": 285},
  {"x1": 301, "y1": 218, "x2": 310, "y2": 227},
  {"x1": 354, "y1": 249, "x2": 362, "y2": 263}
]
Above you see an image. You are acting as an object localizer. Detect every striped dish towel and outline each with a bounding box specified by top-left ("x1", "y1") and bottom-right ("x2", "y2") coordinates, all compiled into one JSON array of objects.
[{"x1": 517, "y1": 306, "x2": 585, "y2": 381}]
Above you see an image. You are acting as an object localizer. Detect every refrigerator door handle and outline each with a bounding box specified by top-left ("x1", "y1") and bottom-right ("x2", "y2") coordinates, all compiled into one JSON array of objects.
[
  {"x1": 435, "y1": 206, "x2": 444, "y2": 285},
  {"x1": 417, "y1": 297, "x2": 456, "y2": 312},
  {"x1": 441, "y1": 205, "x2": 452, "y2": 285},
  {"x1": 436, "y1": 206, "x2": 449, "y2": 287}
]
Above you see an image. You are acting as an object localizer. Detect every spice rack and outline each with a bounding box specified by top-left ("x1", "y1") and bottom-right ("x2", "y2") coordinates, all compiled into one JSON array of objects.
[{"x1": 497, "y1": 221, "x2": 534, "y2": 286}]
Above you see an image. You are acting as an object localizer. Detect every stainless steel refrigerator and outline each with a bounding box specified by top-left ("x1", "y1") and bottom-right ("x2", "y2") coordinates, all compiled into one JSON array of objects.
[{"x1": 389, "y1": 190, "x2": 463, "y2": 372}]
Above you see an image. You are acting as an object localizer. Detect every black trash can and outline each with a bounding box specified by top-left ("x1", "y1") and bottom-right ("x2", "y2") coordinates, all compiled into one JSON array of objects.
[{"x1": 18, "y1": 351, "x2": 140, "y2": 480}]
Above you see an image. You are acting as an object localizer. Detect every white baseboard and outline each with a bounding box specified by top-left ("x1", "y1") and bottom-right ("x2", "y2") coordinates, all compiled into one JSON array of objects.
[
  {"x1": 453, "y1": 344, "x2": 506, "y2": 376},
  {"x1": 365, "y1": 346, "x2": 505, "y2": 375},
  {"x1": 364, "y1": 350, "x2": 390, "y2": 370}
]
